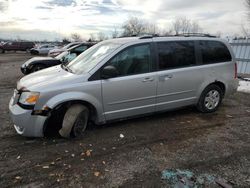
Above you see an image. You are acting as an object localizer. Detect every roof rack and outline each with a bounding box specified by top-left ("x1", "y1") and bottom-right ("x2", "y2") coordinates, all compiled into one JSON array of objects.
[
  {"x1": 137, "y1": 33, "x2": 217, "y2": 39},
  {"x1": 174, "y1": 33, "x2": 216, "y2": 38}
]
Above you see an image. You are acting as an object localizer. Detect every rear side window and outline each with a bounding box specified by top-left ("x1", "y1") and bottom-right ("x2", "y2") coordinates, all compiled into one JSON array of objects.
[
  {"x1": 157, "y1": 41, "x2": 196, "y2": 70},
  {"x1": 200, "y1": 41, "x2": 232, "y2": 64}
]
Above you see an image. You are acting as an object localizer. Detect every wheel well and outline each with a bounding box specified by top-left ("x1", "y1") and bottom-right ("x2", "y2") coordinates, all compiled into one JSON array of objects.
[
  {"x1": 209, "y1": 81, "x2": 226, "y2": 96},
  {"x1": 43, "y1": 100, "x2": 97, "y2": 137}
]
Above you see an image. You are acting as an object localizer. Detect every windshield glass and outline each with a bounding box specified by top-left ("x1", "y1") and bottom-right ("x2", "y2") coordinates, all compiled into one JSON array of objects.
[
  {"x1": 66, "y1": 41, "x2": 122, "y2": 74},
  {"x1": 55, "y1": 51, "x2": 68, "y2": 60}
]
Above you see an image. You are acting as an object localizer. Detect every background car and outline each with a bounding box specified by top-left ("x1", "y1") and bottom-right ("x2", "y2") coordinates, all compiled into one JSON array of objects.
[
  {"x1": 0, "y1": 41, "x2": 35, "y2": 53},
  {"x1": 48, "y1": 42, "x2": 82, "y2": 57},
  {"x1": 30, "y1": 44, "x2": 57, "y2": 55},
  {"x1": 21, "y1": 42, "x2": 96, "y2": 74}
]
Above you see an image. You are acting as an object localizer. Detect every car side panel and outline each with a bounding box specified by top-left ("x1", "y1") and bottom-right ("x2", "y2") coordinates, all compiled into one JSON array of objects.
[
  {"x1": 195, "y1": 62, "x2": 238, "y2": 98},
  {"x1": 101, "y1": 72, "x2": 157, "y2": 120},
  {"x1": 156, "y1": 66, "x2": 203, "y2": 111}
]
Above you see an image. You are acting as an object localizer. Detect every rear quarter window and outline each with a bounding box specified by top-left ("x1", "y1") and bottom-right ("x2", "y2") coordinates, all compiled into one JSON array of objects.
[{"x1": 200, "y1": 41, "x2": 232, "y2": 64}]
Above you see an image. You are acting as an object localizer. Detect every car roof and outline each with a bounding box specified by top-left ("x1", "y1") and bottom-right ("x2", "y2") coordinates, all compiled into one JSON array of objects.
[{"x1": 104, "y1": 36, "x2": 227, "y2": 46}]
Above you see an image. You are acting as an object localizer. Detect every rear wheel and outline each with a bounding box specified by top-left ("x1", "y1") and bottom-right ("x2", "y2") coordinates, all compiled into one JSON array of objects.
[
  {"x1": 197, "y1": 84, "x2": 223, "y2": 113},
  {"x1": 59, "y1": 104, "x2": 89, "y2": 138},
  {"x1": 31, "y1": 64, "x2": 46, "y2": 73},
  {"x1": 0, "y1": 48, "x2": 5, "y2": 53}
]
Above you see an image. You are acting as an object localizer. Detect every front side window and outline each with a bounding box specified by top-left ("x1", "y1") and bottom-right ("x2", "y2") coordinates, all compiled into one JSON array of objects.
[
  {"x1": 200, "y1": 41, "x2": 232, "y2": 64},
  {"x1": 157, "y1": 41, "x2": 196, "y2": 70},
  {"x1": 108, "y1": 44, "x2": 152, "y2": 77}
]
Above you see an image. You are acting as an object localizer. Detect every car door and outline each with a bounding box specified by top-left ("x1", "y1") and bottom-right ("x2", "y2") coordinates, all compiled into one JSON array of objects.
[
  {"x1": 101, "y1": 43, "x2": 157, "y2": 120},
  {"x1": 155, "y1": 40, "x2": 203, "y2": 111}
]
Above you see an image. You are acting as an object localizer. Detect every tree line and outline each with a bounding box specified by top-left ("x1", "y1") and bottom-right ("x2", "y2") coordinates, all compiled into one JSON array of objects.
[{"x1": 66, "y1": 16, "x2": 203, "y2": 42}]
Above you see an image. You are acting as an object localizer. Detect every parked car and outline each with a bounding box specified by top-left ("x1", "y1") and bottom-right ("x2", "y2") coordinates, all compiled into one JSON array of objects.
[
  {"x1": 48, "y1": 42, "x2": 82, "y2": 57},
  {"x1": 21, "y1": 42, "x2": 95, "y2": 74},
  {"x1": 0, "y1": 41, "x2": 35, "y2": 53},
  {"x1": 30, "y1": 44, "x2": 56, "y2": 55},
  {"x1": 9, "y1": 35, "x2": 239, "y2": 138}
]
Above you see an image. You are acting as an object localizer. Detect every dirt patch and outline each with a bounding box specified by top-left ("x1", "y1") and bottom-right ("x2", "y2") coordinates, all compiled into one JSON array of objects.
[{"x1": 0, "y1": 53, "x2": 250, "y2": 187}]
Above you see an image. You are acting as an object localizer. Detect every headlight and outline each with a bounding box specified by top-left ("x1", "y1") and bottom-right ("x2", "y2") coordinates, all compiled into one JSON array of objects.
[{"x1": 19, "y1": 92, "x2": 40, "y2": 105}]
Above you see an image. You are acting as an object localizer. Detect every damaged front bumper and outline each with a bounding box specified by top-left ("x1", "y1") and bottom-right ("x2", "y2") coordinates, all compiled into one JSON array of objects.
[{"x1": 9, "y1": 98, "x2": 47, "y2": 137}]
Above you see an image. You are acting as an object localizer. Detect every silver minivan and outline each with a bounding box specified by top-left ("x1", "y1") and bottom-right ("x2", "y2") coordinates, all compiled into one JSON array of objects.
[{"x1": 9, "y1": 36, "x2": 239, "y2": 138}]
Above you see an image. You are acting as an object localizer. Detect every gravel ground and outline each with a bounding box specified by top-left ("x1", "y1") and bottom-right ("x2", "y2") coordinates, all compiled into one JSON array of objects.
[{"x1": 0, "y1": 52, "x2": 250, "y2": 187}]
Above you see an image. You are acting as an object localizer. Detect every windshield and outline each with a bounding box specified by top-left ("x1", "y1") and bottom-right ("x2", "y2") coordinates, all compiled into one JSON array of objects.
[
  {"x1": 66, "y1": 41, "x2": 122, "y2": 74},
  {"x1": 55, "y1": 51, "x2": 68, "y2": 60}
]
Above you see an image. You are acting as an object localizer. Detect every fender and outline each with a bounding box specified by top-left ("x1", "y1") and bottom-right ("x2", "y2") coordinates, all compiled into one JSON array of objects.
[
  {"x1": 44, "y1": 91, "x2": 105, "y2": 123},
  {"x1": 196, "y1": 78, "x2": 227, "y2": 103}
]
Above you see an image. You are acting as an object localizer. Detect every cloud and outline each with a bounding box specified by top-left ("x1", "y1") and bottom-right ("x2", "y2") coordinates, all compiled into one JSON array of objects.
[
  {"x1": 0, "y1": 27, "x2": 63, "y2": 41},
  {"x1": 45, "y1": 0, "x2": 76, "y2": 7},
  {"x1": 36, "y1": 6, "x2": 53, "y2": 10},
  {"x1": 0, "y1": 0, "x2": 247, "y2": 40},
  {"x1": 0, "y1": 0, "x2": 8, "y2": 12}
]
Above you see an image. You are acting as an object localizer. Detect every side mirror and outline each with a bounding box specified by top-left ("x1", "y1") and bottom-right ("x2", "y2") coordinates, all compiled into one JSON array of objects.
[{"x1": 101, "y1": 65, "x2": 119, "y2": 79}]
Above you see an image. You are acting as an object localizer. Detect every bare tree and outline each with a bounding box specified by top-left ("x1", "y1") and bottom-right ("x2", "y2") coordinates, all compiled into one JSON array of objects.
[
  {"x1": 246, "y1": 0, "x2": 250, "y2": 19},
  {"x1": 172, "y1": 17, "x2": 202, "y2": 35},
  {"x1": 241, "y1": 24, "x2": 250, "y2": 37},
  {"x1": 62, "y1": 37, "x2": 70, "y2": 44},
  {"x1": 71, "y1": 33, "x2": 81, "y2": 42},
  {"x1": 145, "y1": 23, "x2": 159, "y2": 35},
  {"x1": 111, "y1": 27, "x2": 119, "y2": 38},
  {"x1": 160, "y1": 29, "x2": 173, "y2": 36},
  {"x1": 97, "y1": 32, "x2": 108, "y2": 41},
  {"x1": 121, "y1": 16, "x2": 147, "y2": 37},
  {"x1": 121, "y1": 16, "x2": 163, "y2": 37},
  {"x1": 88, "y1": 33, "x2": 96, "y2": 42},
  {"x1": 215, "y1": 31, "x2": 222, "y2": 38}
]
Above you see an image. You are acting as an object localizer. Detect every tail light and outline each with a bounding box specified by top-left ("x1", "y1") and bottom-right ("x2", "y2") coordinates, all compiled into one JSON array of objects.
[{"x1": 234, "y1": 62, "x2": 237, "y2": 79}]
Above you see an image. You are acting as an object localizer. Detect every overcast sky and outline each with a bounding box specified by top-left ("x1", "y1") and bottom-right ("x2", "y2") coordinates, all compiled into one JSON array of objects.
[{"x1": 0, "y1": 0, "x2": 248, "y2": 41}]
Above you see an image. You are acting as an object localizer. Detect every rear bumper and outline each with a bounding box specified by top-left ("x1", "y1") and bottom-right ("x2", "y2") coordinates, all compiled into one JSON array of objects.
[{"x1": 9, "y1": 99, "x2": 46, "y2": 137}]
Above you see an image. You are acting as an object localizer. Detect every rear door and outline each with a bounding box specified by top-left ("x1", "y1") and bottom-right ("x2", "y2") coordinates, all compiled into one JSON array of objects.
[
  {"x1": 155, "y1": 40, "x2": 203, "y2": 111},
  {"x1": 101, "y1": 43, "x2": 157, "y2": 120}
]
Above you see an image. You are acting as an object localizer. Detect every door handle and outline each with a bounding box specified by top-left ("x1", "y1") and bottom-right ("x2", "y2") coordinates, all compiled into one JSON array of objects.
[{"x1": 142, "y1": 77, "x2": 154, "y2": 82}]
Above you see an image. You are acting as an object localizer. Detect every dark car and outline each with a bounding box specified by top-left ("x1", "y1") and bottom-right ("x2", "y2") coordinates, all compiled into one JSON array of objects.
[
  {"x1": 0, "y1": 41, "x2": 35, "y2": 53},
  {"x1": 21, "y1": 42, "x2": 96, "y2": 74}
]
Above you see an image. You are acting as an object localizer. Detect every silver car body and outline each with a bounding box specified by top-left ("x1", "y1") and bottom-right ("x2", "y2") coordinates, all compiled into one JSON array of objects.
[{"x1": 9, "y1": 37, "x2": 239, "y2": 137}]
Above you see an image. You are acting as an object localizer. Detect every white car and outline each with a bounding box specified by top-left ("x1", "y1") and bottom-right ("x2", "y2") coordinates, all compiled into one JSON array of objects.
[
  {"x1": 30, "y1": 44, "x2": 57, "y2": 55},
  {"x1": 48, "y1": 42, "x2": 81, "y2": 57}
]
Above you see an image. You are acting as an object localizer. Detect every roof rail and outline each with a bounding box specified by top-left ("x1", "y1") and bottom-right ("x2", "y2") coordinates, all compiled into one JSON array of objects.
[
  {"x1": 123, "y1": 33, "x2": 216, "y2": 39},
  {"x1": 139, "y1": 34, "x2": 159, "y2": 39},
  {"x1": 175, "y1": 33, "x2": 216, "y2": 38}
]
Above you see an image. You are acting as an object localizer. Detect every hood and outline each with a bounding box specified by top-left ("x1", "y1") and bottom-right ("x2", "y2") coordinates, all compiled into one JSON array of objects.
[
  {"x1": 18, "y1": 65, "x2": 89, "y2": 92},
  {"x1": 50, "y1": 48, "x2": 65, "y2": 53},
  {"x1": 22, "y1": 57, "x2": 55, "y2": 67}
]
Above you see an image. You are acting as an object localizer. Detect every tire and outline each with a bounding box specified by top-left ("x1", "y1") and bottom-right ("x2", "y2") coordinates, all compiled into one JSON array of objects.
[
  {"x1": 31, "y1": 50, "x2": 38, "y2": 55},
  {"x1": 31, "y1": 64, "x2": 46, "y2": 73},
  {"x1": 197, "y1": 84, "x2": 223, "y2": 113},
  {"x1": 0, "y1": 48, "x2": 5, "y2": 53},
  {"x1": 59, "y1": 104, "x2": 89, "y2": 138}
]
